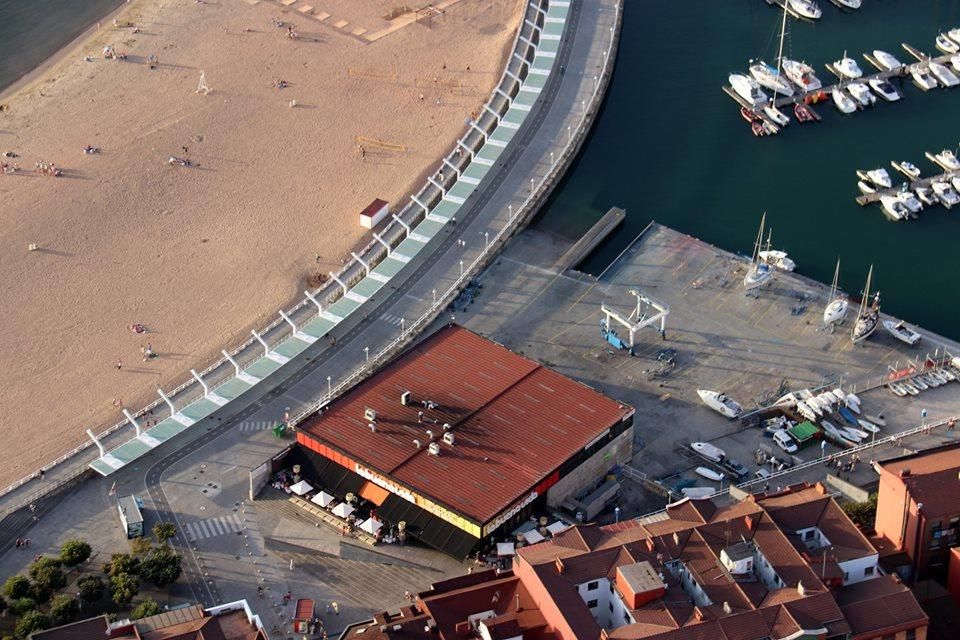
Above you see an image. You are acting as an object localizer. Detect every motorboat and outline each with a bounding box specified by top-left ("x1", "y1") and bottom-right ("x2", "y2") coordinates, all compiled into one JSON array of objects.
[
  {"x1": 880, "y1": 195, "x2": 908, "y2": 221},
  {"x1": 929, "y1": 148, "x2": 960, "y2": 171},
  {"x1": 832, "y1": 87, "x2": 857, "y2": 113},
  {"x1": 883, "y1": 320, "x2": 921, "y2": 345},
  {"x1": 846, "y1": 82, "x2": 875, "y2": 107},
  {"x1": 952, "y1": 175, "x2": 960, "y2": 193},
  {"x1": 844, "y1": 391, "x2": 861, "y2": 407},
  {"x1": 865, "y1": 413, "x2": 887, "y2": 427},
  {"x1": 911, "y1": 376, "x2": 929, "y2": 391},
  {"x1": 949, "y1": 28, "x2": 960, "y2": 46},
  {"x1": 868, "y1": 78, "x2": 901, "y2": 102},
  {"x1": 730, "y1": 73, "x2": 768, "y2": 106},
  {"x1": 681, "y1": 487, "x2": 716, "y2": 499},
  {"x1": 695, "y1": 467, "x2": 724, "y2": 482},
  {"x1": 788, "y1": 0, "x2": 822, "y2": 20},
  {"x1": 888, "y1": 382, "x2": 907, "y2": 397},
  {"x1": 891, "y1": 160, "x2": 921, "y2": 180},
  {"x1": 872, "y1": 50, "x2": 903, "y2": 71},
  {"x1": 900, "y1": 380, "x2": 920, "y2": 395},
  {"x1": 929, "y1": 61, "x2": 960, "y2": 87},
  {"x1": 911, "y1": 66, "x2": 938, "y2": 91},
  {"x1": 782, "y1": 58, "x2": 822, "y2": 91},
  {"x1": 858, "y1": 167, "x2": 892, "y2": 188},
  {"x1": 763, "y1": 104, "x2": 790, "y2": 127},
  {"x1": 823, "y1": 259, "x2": 848, "y2": 326},
  {"x1": 833, "y1": 53, "x2": 863, "y2": 79},
  {"x1": 838, "y1": 405, "x2": 858, "y2": 425},
  {"x1": 696, "y1": 390, "x2": 743, "y2": 418},
  {"x1": 857, "y1": 181, "x2": 875, "y2": 195},
  {"x1": 741, "y1": 106, "x2": 762, "y2": 123},
  {"x1": 744, "y1": 213, "x2": 774, "y2": 291},
  {"x1": 691, "y1": 441, "x2": 727, "y2": 461},
  {"x1": 858, "y1": 419, "x2": 880, "y2": 434},
  {"x1": 793, "y1": 102, "x2": 816, "y2": 123},
  {"x1": 951, "y1": 54, "x2": 960, "y2": 74},
  {"x1": 758, "y1": 249, "x2": 796, "y2": 271},
  {"x1": 751, "y1": 121, "x2": 778, "y2": 137},
  {"x1": 851, "y1": 266, "x2": 880, "y2": 344},
  {"x1": 916, "y1": 186, "x2": 937, "y2": 206},
  {"x1": 897, "y1": 190, "x2": 923, "y2": 214},
  {"x1": 750, "y1": 60, "x2": 795, "y2": 96},
  {"x1": 834, "y1": 0, "x2": 860, "y2": 8},
  {"x1": 937, "y1": 33, "x2": 960, "y2": 55},
  {"x1": 932, "y1": 180, "x2": 960, "y2": 208}
]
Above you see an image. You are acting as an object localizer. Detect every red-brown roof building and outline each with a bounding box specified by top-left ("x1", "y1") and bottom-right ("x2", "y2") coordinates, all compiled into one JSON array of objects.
[
  {"x1": 342, "y1": 483, "x2": 928, "y2": 640},
  {"x1": 873, "y1": 442, "x2": 960, "y2": 582},
  {"x1": 294, "y1": 325, "x2": 635, "y2": 558}
]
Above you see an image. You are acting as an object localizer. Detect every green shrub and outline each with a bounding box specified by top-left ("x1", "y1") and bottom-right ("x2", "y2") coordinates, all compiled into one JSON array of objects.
[
  {"x1": 131, "y1": 597, "x2": 162, "y2": 620},
  {"x1": 8, "y1": 597, "x2": 37, "y2": 616},
  {"x1": 77, "y1": 575, "x2": 106, "y2": 602},
  {"x1": 15, "y1": 610, "x2": 51, "y2": 638},
  {"x1": 59, "y1": 540, "x2": 93, "y2": 567},
  {"x1": 152, "y1": 522, "x2": 176, "y2": 546},
  {"x1": 2, "y1": 575, "x2": 30, "y2": 599},
  {"x1": 49, "y1": 594, "x2": 80, "y2": 625},
  {"x1": 139, "y1": 549, "x2": 182, "y2": 587},
  {"x1": 110, "y1": 573, "x2": 139, "y2": 606},
  {"x1": 103, "y1": 553, "x2": 140, "y2": 578}
]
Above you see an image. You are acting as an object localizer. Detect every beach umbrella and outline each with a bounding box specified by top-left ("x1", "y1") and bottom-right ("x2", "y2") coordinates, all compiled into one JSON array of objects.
[
  {"x1": 359, "y1": 518, "x2": 383, "y2": 535},
  {"x1": 290, "y1": 480, "x2": 313, "y2": 496},
  {"x1": 496, "y1": 542, "x2": 516, "y2": 557},
  {"x1": 311, "y1": 491, "x2": 335, "y2": 508},
  {"x1": 332, "y1": 502, "x2": 354, "y2": 519}
]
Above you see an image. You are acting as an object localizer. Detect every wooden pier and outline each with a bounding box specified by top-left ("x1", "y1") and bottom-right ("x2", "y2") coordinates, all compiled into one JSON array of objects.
[
  {"x1": 854, "y1": 168, "x2": 960, "y2": 206},
  {"x1": 559, "y1": 206, "x2": 626, "y2": 270}
]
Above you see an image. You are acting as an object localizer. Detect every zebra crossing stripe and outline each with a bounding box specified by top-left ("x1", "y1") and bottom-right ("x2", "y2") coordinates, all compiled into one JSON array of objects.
[{"x1": 186, "y1": 514, "x2": 243, "y2": 542}]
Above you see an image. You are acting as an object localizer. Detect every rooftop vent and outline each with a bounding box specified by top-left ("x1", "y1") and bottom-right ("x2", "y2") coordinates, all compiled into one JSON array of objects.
[
  {"x1": 443, "y1": 423, "x2": 452, "y2": 431},
  {"x1": 900, "y1": 468, "x2": 911, "y2": 478},
  {"x1": 426, "y1": 429, "x2": 434, "y2": 441},
  {"x1": 443, "y1": 432, "x2": 455, "y2": 445},
  {"x1": 364, "y1": 408, "x2": 377, "y2": 422},
  {"x1": 369, "y1": 422, "x2": 376, "y2": 433},
  {"x1": 413, "y1": 439, "x2": 421, "y2": 449},
  {"x1": 722, "y1": 601, "x2": 732, "y2": 615},
  {"x1": 428, "y1": 442, "x2": 440, "y2": 456},
  {"x1": 401, "y1": 391, "x2": 411, "y2": 406}
]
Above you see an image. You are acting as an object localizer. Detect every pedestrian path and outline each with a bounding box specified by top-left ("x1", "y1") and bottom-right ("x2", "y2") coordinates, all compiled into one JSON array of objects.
[
  {"x1": 379, "y1": 313, "x2": 405, "y2": 327},
  {"x1": 184, "y1": 513, "x2": 245, "y2": 542}
]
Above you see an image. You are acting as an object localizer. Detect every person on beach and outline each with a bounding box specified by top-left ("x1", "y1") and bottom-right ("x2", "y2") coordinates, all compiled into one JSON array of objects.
[{"x1": 116, "y1": 358, "x2": 123, "y2": 370}]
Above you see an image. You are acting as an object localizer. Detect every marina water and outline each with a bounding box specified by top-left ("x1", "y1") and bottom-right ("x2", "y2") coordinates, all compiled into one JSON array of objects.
[{"x1": 537, "y1": 0, "x2": 960, "y2": 340}]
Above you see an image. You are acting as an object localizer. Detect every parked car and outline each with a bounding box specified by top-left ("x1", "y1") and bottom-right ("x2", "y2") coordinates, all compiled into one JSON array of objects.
[
  {"x1": 722, "y1": 458, "x2": 749, "y2": 479},
  {"x1": 773, "y1": 430, "x2": 798, "y2": 454},
  {"x1": 755, "y1": 468, "x2": 771, "y2": 480}
]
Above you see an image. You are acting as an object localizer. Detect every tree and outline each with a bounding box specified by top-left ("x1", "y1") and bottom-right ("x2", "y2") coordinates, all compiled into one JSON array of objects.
[
  {"x1": 29, "y1": 563, "x2": 66, "y2": 603},
  {"x1": 0, "y1": 593, "x2": 5, "y2": 615},
  {"x1": 8, "y1": 597, "x2": 36, "y2": 616},
  {"x1": 153, "y1": 522, "x2": 177, "y2": 546},
  {"x1": 130, "y1": 537, "x2": 153, "y2": 556},
  {"x1": 15, "y1": 610, "x2": 51, "y2": 638},
  {"x1": 110, "y1": 573, "x2": 139, "y2": 607},
  {"x1": 131, "y1": 597, "x2": 162, "y2": 620},
  {"x1": 103, "y1": 553, "x2": 140, "y2": 578},
  {"x1": 2, "y1": 575, "x2": 30, "y2": 599},
  {"x1": 49, "y1": 594, "x2": 80, "y2": 625},
  {"x1": 77, "y1": 575, "x2": 105, "y2": 603},
  {"x1": 60, "y1": 540, "x2": 92, "y2": 567},
  {"x1": 139, "y1": 548, "x2": 182, "y2": 587},
  {"x1": 842, "y1": 493, "x2": 878, "y2": 530}
]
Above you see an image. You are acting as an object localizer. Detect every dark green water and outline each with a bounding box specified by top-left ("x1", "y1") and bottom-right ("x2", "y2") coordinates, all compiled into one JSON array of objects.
[{"x1": 538, "y1": 0, "x2": 960, "y2": 339}]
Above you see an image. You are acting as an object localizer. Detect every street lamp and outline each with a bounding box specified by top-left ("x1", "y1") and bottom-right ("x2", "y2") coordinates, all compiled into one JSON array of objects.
[
  {"x1": 401, "y1": 318, "x2": 405, "y2": 334},
  {"x1": 550, "y1": 151, "x2": 554, "y2": 166},
  {"x1": 459, "y1": 260, "x2": 464, "y2": 278},
  {"x1": 364, "y1": 346, "x2": 369, "y2": 363},
  {"x1": 484, "y1": 232, "x2": 489, "y2": 250},
  {"x1": 327, "y1": 375, "x2": 332, "y2": 399},
  {"x1": 614, "y1": 506, "x2": 621, "y2": 523},
  {"x1": 432, "y1": 288, "x2": 436, "y2": 305},
  {"x1": 508, "y1": 204, "x2": 513, "y2": 219},
  {"x1": 568, "y1": 124, "x2": 572, "y2": 143}
]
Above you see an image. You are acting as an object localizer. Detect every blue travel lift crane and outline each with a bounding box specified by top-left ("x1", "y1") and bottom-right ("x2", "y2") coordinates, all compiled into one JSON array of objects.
[{"x1": 600, "y1": 289, "x2": 669, "y2": 356}]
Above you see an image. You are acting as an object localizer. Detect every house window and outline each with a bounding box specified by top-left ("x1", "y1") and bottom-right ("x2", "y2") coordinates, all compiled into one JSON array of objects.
[
  {"x1": 587, "y1": 581, "x2": 599, "y2": 591},
  {"x1": 609, "y1": 602, "x2": 614, "y2": 613},
  {"x1": 842, "y1": 572, "x2": 849, "y2": 582},
  {"x1": 803, "y1": 530, "x2": 815, "y2": 541},
  {"x1": 906, "y1": 629, "x2": 917, "y2": 640},
  {"x1": 624, "y1": 612, "x2": 630, "y2": 624},
  {"x1": 587, "y1": 599, "x2": 598, "y2": 609},
  {"x1": 864, "y1": 566, "x2": 874, "y2": 577}
]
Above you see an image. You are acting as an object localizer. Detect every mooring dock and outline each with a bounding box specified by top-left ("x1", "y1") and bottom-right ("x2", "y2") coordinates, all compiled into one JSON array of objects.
[{"x1": 855, "y1": 167, "x2": 960, "y2": 206}]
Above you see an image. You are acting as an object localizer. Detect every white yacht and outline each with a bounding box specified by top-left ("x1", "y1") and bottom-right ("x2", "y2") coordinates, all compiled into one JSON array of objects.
[
  {"x1": 764, "y1": 104, "x2": 791, "y2": 126},
  {"x1": 872, "y1": 50, "x2": 903, "y2": 71},
  {"x1": 846, "y1": 82, "x2": 875, "y2": 106},
  {"x1": 952, "y1": 175, "x2": 960, "y2": 193},
  {"x1": 781, "y1": 58, "x2": 822, "y2": 91},
  {"x1": 929, "y1": 148, "x2": 960, "y2": 171},
  {"x1": 823, "y1": 259, "x2": 848, "y2": 326},
  {"x1": 937, "y1": 33, "x2": 960, "y2": 55},
  {"x1": 949, "y1": 28, "x2": 960, "y2": 45},
  {"x1": 929, "y1": 61, "x2": 960, "y2": 87},
  {"x1": 730, "y1": 73, "x2": 768, "y2": 106},
  {"x1": 759, "y1": 250, "x2": 796, "y2": 272},
  {"x1": 832, "y1": 87, "x2": 857, "y2": 113},
  {"x1": 868, "y1": 78, "x2": 901, "y2": 102},
  {"x1": 883, "y1": 320, "x2": 922, "y2": 345},
  {"x1": 857, "y1": 167, "x2": 892, "y2": 188},
  {"x1": 691, "y1": 440, "x2": 728, "y2": 461},
  {"x1": 916, "y1": 186, "x2": 937, "y2": 206},
  {"x1": 696, "y1": 391, "x2": 742, "y2": 419},
  {"x1": 835, "y1": 0, "x2": 860, "y2": 8},
  {"x1": 879, "y1": 195, "x2": 909, "y2": 221},
  {"x1": 897, "y1": 190, "x2": 923, "y2": 214},
  {"x1": 911, "y1": 66, "x2": 939, "y2": 91},
  {"x1": 851, "y1": 266, "x2": 880, "y2": 344},
  {"x1": 750, "y1": 61, "x2": 795, "y2": 96},
  {"x1": 952, "y1": 54, "x2": 960, "y2": 74},
  {"x1": 744, "y1": 213, "x2": 774, "y2": 291},
  {"x1": 932, "y1": 180, "x2": 960, "y2": 208},
  {"x1": 833, "y1": 53, "x2": 863, "y2": 79},
  {"x1": 857, "y1": 181, "x2": 875, "y2": 195},
  {"x1": 891, "y1": 160, "x2": 921, "y2": 180},
  {"x1": 789, "y1": 0, "x2": 822, "y2": 19}
]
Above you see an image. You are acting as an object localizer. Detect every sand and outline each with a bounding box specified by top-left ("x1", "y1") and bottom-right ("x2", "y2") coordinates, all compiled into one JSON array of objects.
[{"x1": 0, "y1": 0, "x2": 523, "y2": 487}]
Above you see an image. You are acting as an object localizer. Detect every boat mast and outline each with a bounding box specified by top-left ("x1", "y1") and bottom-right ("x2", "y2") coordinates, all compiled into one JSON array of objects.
[
  {"x1": 772, "y1": 0, "x2": 788, "y2": 105},
  {"x1": 857, "y1": 265, "x2": 873, "y2": 323},
  {"x1": 829, "y1": 258, "x2": 840, "y2": 301},
  {"x1": 752, "y1": 212, "x2": 766, "y2": 265}
]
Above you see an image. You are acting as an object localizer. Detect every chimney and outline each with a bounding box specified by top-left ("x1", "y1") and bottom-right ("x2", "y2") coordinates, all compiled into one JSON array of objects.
[
  {"x1": 900, "y1": 468, "x2": 911, "y2": 478},
  {"x1": 401, "y1": 391, "x2": 411, "y2": 405},
  {"x1": 722, "y1": 601, "x2": 732, "y2": 615},
  {"x1": 555, "y1": 557, "x2": 564, "y2": 574},
  {"x1": 413, "y1": 439, "x2": 421, "y2": 448},
  {"x1": 744, "y1": 515, "x2": 754, "y2": 531},
  {"x1": 645, "y1": 537, "x2": 655, "y2": 552},
  {"x1": 814, "y1": 482, "x2": 828, "y2": 495},
  {"x1": 797, "y1": 580, "x2": 806, "y2": 596},
  {"x1": 694, "y1": 608, "x2": 705, "y2": 621}
]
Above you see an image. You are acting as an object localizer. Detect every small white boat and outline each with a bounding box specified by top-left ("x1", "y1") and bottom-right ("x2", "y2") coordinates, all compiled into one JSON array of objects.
[
  {"x1": 833, "y1": 88, "x2": 857, "y2": 113},
  {"x1": 928, "y1": 371, "x2": 949, "y2": 385},
  {"x1": 730, "y1": 73, "x2": 769, "y2": 106},
  {"x1": 802, "y1": 398, "x2": 824, "y2": 417},
  {"x1": 916, "y1": 186, "x2": 937, "y2": 206},
  {"x1": 845, "y1": 425, "x2": 869, "y2": 439},
  {"x1": 865, "y1": 413, "x2": 887, "y2": 427},
  {"x1": 847, "y1": 82, "x2": 875, "y2": 106},
  {"x1": 695, "y1": 466, "x2": 724, "y2": 482},
  {"x1": 841, "y1": 427, "x2": 865, "y2": 443},
  {"x1": 796, "y1": 401, "x2": 817, "y2": 421},
  {"x1": 951, "y1": 54, "x2": 960, "y2": 74},
  {"x1": 858, "y1": 419, "x2": 880, "y2": 434},
  {"x1": 879, "y1": 195, "x2": 909, "y2": 221},
  {"x1": 897, "y1": 191, "x2": 923, "y2": 214},
  {"x1": 763, "y1": 104, "x2": 790, "y2": 127},
  {"x1": 911, "y1": 376, "x2": 929, "y2": 391},
  {"x1": 844, "y1": 391, "x2": 861, "y2": 408},
  {"x1": 873, "y1": 50, "x2": 903, "y2": 71},
  {"x1": 932, "y1": 180, "x2": 960, "y2": 208},
  {"x1": 891, "y1": 160, "x2": 921, "y2": 180},
  {"x1": 782, "y1": 58, "x2": 822, "y2": 91},
  {"x1": 929, "y1": 149, "x2": 960, "y2": 171},
  {"x1": 758, "y1": 249, "x2": 795, "y2": 271},
  {"x1": 681, "y1": 487, "x2": 717, "y2": 499},
  {"x1": 900, "y1": 380, "x2": 920, "y2": 395},
  {"x1": 696, "y1": 390, "x2": 743, "y2": 419},
  {"x1": 823, "y1": 259, "x2": 848, "y2": 326},
  {"x1": 883, "y1": 320, "x2": 921, "y2": 345},
  {"x1": 857, "y1": 181, "x2": 876, "y2": 195},
  {"x1": 888, "y1": 382, "x2": 908, "y2": 397},
  {"x1": 691, "y1": 441, "x2": 727, "y2": 462},
  {"x1": 789, "y1": 0, "x2": 822, "y2": 20},
  {"x1": 911, "y1": 66, "x2": 939, "y2": 91},
  {"x1": 834, "y1": 53, "x2": 863, "y2": 79},
  {"x1": 828, "y1": 389, "x2": 847, "y2": 404},
  {"x1": 834, "y1": 0, "x2": 860, "y2": 8},
  {"x1": 869, "y1": 78, "x2": 901, "y2": 102},
  {"x1": 952, "y1": 175, "x2": 960, "y2": 193},
  {"x1": 750, "y1": 61, "x2": 795, "y2": 96},
  {"x1": 858, "y1": 167, "x2": 892, "y2": 188},
  {"x1": 949, "y1": 28, "x2": 960, "y2": 46},
  {"x1": 929, "y1": 61, "x2": 960, "y2": 87},
  {"x1": 933, "y1": 370, "x2": 952, "y2": 384},
  {"x1": 939, "y1": 368, "x2": 956, "y2": 381},
  {"x1": 937, "y1": 33, "x2": 960, "y2": 55}
]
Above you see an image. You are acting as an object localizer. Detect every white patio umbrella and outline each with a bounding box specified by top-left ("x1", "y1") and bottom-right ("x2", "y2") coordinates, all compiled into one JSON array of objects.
[
  {"x1": 523, "y1": 529, "x2": 545, "y2": 544},
  {"x1": 290, "y1": 480, "x2": 313, "y2": 496},
  {"x1": 311, "y1": 491, "x2": 335, "y2": 508},
  {"x1": 359, "y1": 518, "x2": 383, "y2": 535},
  {"x1": 332, "y1": 502, "x2": 354, "y2": 519},
  {"x1": 496, "y1": 542, "x2": 516, "y2": 557}
]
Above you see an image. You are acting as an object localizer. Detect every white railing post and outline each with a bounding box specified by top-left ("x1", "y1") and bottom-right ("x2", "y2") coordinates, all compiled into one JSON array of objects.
[
  {"x1": 86, "y1": 429, "x2": 106, "y2": 457},
  {"x1": 123, "y1": 409, "x2": 142, "y2": 436},
  {"x1": 190, "y1": 369, "x2": 210, "y2": 395},
  {"x1": 351, "y1": 252, "x2": 371, "y2": 275},
  {"x1": 279, "y1": 310, "x2": 298, "y2": 332},
  {"x1": 157, "y1": 388, "x2": 177, "y2": 415},
  {"x1": 251, "y1": 330, "x2": 270, "y2": 356},
  {"x1": 222, "y1": 349, "x2": 243, "y2": 376},
  {"x1": 304, "y1": 290, "x2": 323, "y2": 313}
]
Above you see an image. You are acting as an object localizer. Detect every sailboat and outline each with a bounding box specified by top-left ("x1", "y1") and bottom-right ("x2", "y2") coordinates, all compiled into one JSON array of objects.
[
  {"x1": 851, "y1": 265, "x2": 880, "y2": 344},
  {"x1": 762, "y1": 2, "x2": 791, "y2": 127},
  {"x1": 744, "y1": 213, "x2": 774, "y2": 291},
  {"x1": 823, "y1": 259, "x2": 848, "y2": 325}
]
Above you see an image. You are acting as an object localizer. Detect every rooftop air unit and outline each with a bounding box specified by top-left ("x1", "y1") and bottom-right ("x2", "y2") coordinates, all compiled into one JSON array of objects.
[
  {"x1": 364, "y1": 408, "x2": 377, "y2": 422},
  {"x1": 426, "y1": 430, "x2": 434, "y2": 441},
  {"x1": 401, "y1": 391, "x2": 411, "y2": 406},
  {"x1": 443, "y1": 432, "x2": 455, "y2": 445},
  {"x1": 413, "y1": 439, "x2": 421, "y2": 449},
  {"x1": 428, "y1": 442, "x2": 440, "y2": 456},
  {"x1": 443, "y1": 423, "x2": 452, "y2": 430},
  {"x1": 369, "y1": 423, "x2": 376, "y2": 433}
]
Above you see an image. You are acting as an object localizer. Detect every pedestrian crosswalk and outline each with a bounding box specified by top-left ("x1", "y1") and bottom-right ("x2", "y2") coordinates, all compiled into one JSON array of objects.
[
  {"x1": 184, "y1": 514, "x2": 244, "y2": 542},
  {"x1": 380, "y1": 313, "x2": 404, "y2": 327},
  {"x1": 237, "y1": 420, "x2": 275, "y2": 433}
]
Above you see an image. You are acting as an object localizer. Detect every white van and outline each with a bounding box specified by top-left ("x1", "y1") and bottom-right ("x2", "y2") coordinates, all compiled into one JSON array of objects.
[{"x1": 773, "y1": 430, "x2": 798, "y2": 454}]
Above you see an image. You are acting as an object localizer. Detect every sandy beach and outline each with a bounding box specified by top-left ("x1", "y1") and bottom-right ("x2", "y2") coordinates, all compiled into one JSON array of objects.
[{"x1": 0, "y1": 0, "x2": 522, "y2": 487}]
